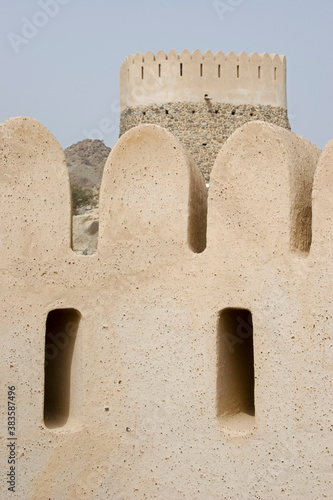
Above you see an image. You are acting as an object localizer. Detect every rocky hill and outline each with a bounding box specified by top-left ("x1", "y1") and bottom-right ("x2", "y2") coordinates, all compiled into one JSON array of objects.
[
  {"x1": 65, "y1": 139, "x2": 111, "y2": 254},
  {"x1": 64, "y1": 138, "x2": 111, "y2": 191}
]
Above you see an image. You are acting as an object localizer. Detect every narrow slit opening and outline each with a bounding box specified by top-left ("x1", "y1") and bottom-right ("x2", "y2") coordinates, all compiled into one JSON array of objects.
[
  {"x1": 158, "y1": 64, "x2": 161, "y2": 77},
  {"x1": 258, "y1": 66, "x2": 261, "y2": 79},
  {"x1": 180, "y1": 63, "x2": 183, "y2": 76},
  {"x1": 188, "y1": 165, "x2": 207, "y2": 253},
  {"x1": 141, "y1": 66, "x2": 144, "y2": 79},
  {"x1": 217, "y1": 308, "x2": 255, "y2": 418},
  {"x1": 44, "y1": 308, "x2": 81, "y2": 429},
  {"x1": 237, "y1": 65, "x2": 240, "y2": 78},
  {"x1": 218, "y1": 64, "x2": 221, "y2": 78},
  {"x1": 200, "y1": 63, "x2": 203, "y2": 77}
]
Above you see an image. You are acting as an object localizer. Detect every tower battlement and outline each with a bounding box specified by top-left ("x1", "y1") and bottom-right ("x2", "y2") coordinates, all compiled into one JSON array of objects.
[
  {"x1": 120, "y1": 49, "x2": 287, "y2": 111},
  {"x1": 120, "y1": 49, "x2": 290, "y2": 181}
]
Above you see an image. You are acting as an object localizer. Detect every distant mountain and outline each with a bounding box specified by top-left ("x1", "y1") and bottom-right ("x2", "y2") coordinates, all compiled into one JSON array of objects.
[
  {"x1": 64, "y1": 139, "x2": 111, "y2": 191},
  {"x1": 65, "y1": 139, "x2": 110, "y2": 252}
]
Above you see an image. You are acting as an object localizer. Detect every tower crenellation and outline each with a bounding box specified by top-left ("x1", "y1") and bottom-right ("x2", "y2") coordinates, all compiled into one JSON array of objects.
[
  {"x1": 120, "y1": 49, "x2": 290, "y2": 182},
  {"x1": 120, "y1": 49, "x2": 287, "y2": 109}
]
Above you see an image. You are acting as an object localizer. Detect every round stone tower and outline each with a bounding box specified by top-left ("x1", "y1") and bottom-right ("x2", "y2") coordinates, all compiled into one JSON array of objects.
[{"x1": 119, "y1": 49, "x2": 290, "y2": 182}]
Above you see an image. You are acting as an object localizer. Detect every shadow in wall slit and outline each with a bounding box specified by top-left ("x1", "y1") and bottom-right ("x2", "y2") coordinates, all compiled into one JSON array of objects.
[
  {"x1": 44, "y1": 308, "x2": 81, "y2": 428},
  {"x1": 217, "y1": 308, "x2": 255, "y2": 417}
]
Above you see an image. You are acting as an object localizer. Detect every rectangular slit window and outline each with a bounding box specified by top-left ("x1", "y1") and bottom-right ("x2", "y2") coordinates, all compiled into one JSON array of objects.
[
  {"x1": 180, "y1": 63, "x2": 183, "y2": 76},
  {"x1": 158, "y1": 64, "x2": 161, "y2": 77},
  {"x1": 237, "y1": 65, "x2": 240, "y2": 78},
  {"x1": 200, "y1": 63, "x2": 203, "y2": 77},
  {"x1": 218, "y1": 64, "x2": 221, "y2": 78},
  {"x1": 217, "y1": 308, "x2": 255, "y2": 418},
  {"x1": 258, "y1": 66, "x2": 261, "y2": 79},
  {"x1": 274, "y1": 67, "x2": 277, "y2": 80},
  {"x1": 141, "y1": 66, "x2": 144, "y2": 79},
  {"x1": 44, "y1": 308, "x2": 81, "y2": 428}
]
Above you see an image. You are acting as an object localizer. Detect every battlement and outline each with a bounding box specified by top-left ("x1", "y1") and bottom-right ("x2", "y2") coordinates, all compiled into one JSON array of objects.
[
  {"x1": 120, "y1": 49, "x2": 287, "y2": 110},
  {"x1": 1, "y1": 117, "x2": 333, "y2": 499}
]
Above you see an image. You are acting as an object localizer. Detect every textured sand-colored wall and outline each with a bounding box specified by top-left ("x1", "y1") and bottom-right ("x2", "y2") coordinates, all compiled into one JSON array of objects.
[
  {"x1": 120, "y1": 50, "x2": 287, "y2": 110},
  {"x1": 1, "y1": 118, "x2": 332, "y2": 499}
]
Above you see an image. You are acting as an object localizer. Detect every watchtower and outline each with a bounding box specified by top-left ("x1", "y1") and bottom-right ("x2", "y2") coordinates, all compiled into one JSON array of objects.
[{"x1": 120, "y1": 49, "x2": 290, "y2": 181}]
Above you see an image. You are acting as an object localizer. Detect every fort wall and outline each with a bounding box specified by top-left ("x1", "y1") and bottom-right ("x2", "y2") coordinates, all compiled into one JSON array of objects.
[{"x1": 1, "y1": 117, "x2": 332, "y2": 499}]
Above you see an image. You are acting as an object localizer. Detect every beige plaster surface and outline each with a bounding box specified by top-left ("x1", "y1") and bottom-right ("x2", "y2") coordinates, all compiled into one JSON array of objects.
[
  {"x1": 120, "y1": 50, "x2": 287, "y2": 111},
  {"x1": 1, "y1": 117, "x2": 332, "y2": 499}
]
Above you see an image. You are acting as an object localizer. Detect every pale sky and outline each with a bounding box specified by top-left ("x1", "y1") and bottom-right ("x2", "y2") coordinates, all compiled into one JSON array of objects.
[{"x1": 0, "y1": 0, "x2": 332, "y2": 149}]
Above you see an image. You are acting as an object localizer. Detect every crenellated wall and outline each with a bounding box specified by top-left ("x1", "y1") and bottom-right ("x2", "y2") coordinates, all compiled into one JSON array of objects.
[
  {"x1": 1, "y1": 118, "x2": 332, "y2": 500},
  {"x1": 120, "y1": 101, "x2": 290, "y2": 182},
  {"x1": 120, "y1": 50, "x2": 290, "y2": 182},
  {"x1": 120, "y1": 49, "x2": 287, "y2": 110}
]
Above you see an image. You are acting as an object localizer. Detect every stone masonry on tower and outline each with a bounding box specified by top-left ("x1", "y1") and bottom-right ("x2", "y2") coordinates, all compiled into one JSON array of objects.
[{"x1": 119, "y1": 49, "x2": 290, "y2": 182}]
